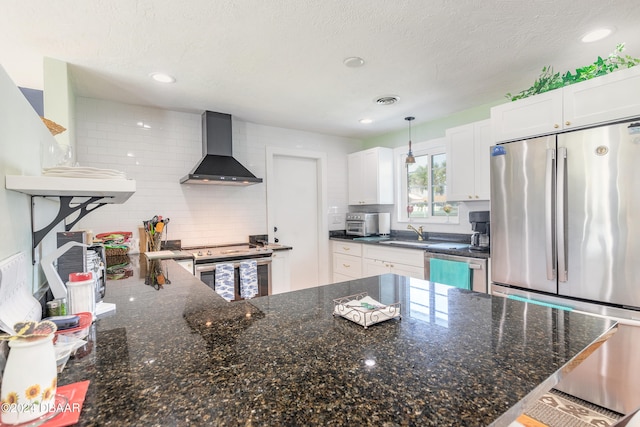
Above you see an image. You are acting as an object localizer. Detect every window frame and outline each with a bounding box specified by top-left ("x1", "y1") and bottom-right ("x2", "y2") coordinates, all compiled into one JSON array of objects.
[{"x1": 394, "y1": 137, "x2": 459, "y2": 224}]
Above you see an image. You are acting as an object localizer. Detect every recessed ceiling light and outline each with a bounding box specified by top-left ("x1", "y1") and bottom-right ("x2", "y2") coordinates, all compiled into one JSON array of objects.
[
  {"x1": 343, "y1": 56, "x2": 365, "y2": 68},
  {"x1": 581, "y1": 27, "x2": 614, "y2": 43},
  {"x1": 150, "y1": 72, "x2": 176, "y2": 83},
  {"x1": 359, "y1": 118, "x2": 373, "y2": 124}
]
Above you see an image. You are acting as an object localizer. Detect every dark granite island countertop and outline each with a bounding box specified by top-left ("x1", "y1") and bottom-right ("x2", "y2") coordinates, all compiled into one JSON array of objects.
[{"x1": 59, "y1": 257, "x2": 616, "y2": 426}]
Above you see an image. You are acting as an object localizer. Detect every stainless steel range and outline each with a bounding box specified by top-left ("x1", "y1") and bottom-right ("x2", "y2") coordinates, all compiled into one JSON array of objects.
[{"x1": 185, "y1": 244, "x2": 272, "y2": 301}]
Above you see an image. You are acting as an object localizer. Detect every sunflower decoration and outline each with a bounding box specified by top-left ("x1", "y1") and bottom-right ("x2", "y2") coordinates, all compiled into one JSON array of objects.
[
  {"x1": 0, "y1": 320, "x2": 57, "y2": 341},
  {"x1": 4, "y1": 392, "x2": 18, "y2": 406},
  {"x1": 25, "y1": 385, "x2": 40, "y2": 400},
  {"x1": 42, "y1": 386, "x2": 55, "y2": 401}
]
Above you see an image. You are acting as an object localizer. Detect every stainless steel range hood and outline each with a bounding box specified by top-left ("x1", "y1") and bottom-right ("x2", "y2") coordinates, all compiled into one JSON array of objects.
[{"x1": 180, "y1": 111, "x2": 263, "y2": 185}]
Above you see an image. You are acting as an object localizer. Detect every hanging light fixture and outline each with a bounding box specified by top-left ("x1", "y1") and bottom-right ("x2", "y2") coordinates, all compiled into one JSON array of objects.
[{"x1": 405, "y1": 116, "x2": 416, "y2": 164}]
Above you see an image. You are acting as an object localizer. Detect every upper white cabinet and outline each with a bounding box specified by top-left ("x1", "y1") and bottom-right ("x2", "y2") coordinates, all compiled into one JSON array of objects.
[
  {"x1": 348, "y1": 147, "x2": 393, "y2": 205},
  {"x1": 492, "y1": 66, "x2": 640, "y2": 143},
  {"x1": 445, "y1": 119, "x2": 492, "y2": 201},
  {"x1": 491, "y1": 91, "x2": 563, "y2": 143},
  {"x1": 563, "y1": 66, "x2": 640, "y2": 128}
]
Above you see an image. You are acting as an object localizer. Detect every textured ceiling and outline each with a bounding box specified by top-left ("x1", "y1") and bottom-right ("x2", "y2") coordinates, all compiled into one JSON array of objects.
[{"x1": 2, "y1": 0, "x2": 640, "y2": 139}]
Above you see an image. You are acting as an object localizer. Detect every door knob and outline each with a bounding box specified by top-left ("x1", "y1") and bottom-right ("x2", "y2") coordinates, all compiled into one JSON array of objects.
[
  {"x1": 274, "y1": 226, "x2": 278, "y2": 232},
  {"x1": 274, "y1": 238, "x2": 279, "y2": 243}
]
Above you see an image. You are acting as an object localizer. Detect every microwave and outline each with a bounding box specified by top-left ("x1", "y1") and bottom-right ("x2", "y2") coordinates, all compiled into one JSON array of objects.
[{"x1": 345, "y1": 213, "x2": 379, "y2": 237}]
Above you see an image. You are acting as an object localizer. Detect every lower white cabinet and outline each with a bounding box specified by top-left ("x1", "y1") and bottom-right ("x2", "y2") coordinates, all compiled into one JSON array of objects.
[
  {"x1": 175, "y1": 258, "x2": 195, "y2": 275},
  {"x1": 332, "y1": 252, "x2": 362, "y2": 281},
  {"x1": 332, "y1": 241, "x2": 363, "y2": 282},
  {"x1": 331, "y1": 241, "x2": 426, "y2": 283},
  {"x1": 362, "y1": 245, "x2": 425, "y2": 280},
  {"x1": 271, "y1": 250, "x2": 291, "y2": 295}
]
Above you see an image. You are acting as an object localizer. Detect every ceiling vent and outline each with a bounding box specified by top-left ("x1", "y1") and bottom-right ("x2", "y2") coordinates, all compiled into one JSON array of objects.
[{"x1": 375, "y1": 96, "x2": 399, "y2": 105}]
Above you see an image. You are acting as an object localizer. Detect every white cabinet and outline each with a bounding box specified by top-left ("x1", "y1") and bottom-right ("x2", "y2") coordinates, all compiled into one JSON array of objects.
[
  {"x1": 563, "y1": 65, "x2": 640, "y2": 129},
  {"x1": 491, "y1": 66, "x2": 640, "y2": 143},
  {"x1": 332, "y1": 241, "x2": 362, "y2": 282},
  {"x1": 362, "y1": 245, "x2": 425, "y2": 280},
  {"x1": 175, "y1": 258, "x2": 194, "y2": 275},
  {"x1": 348, "y1": 147, "x2": 394, "y2": 205},
  {"x1": 271, "y1": 250, "x2": 291, "y2": 295},
  {"x1": 445, "y1": 119, "x2": 492, "y2": 201},
  {"x1": 491, "y1": 90, "x2": 563, "y2": 143}
]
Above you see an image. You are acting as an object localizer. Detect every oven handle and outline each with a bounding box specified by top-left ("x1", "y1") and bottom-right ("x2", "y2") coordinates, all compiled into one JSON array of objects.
[{"x1": 195, "y1": 257, "x2": 272, "y2": 274}]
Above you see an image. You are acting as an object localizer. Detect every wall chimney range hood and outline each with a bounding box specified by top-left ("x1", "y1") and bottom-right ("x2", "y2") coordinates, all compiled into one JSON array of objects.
[{"x1": 180, "y1": 111, "x2": 263, "y2": 185}]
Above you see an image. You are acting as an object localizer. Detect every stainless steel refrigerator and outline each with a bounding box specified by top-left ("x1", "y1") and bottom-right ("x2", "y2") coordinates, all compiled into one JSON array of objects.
[{"x1": 490, "y1": 118, "x2": 640, "y2": 310}]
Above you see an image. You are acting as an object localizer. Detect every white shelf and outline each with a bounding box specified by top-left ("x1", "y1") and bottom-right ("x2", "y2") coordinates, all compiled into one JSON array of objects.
[
  {"x1": 5, "y1": 175, "x2": 136, "y2": 204},
  {"x1": 6, "y1": 175, "x2": 136, "y2": 253}
]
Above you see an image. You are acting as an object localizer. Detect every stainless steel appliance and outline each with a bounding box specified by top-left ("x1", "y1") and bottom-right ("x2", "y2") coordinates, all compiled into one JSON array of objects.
[
  {"x1": 424, "y1": 252, "x2": 488, "y2": 293},
  {"x1": 186, "y1": 244, "x2": 272, "y2": 301},
  {"x1": 345, "y1": 213, "x2": 379, "y2": 236},
  {"x1": 469, "y1": 210, "x2": 490, "y2": 252},
  {"x1": 180, "y1": 111, "x2": 263, "y2": 185},
  {"x1": 491, "y1": 118, "x2": 640, "y2": 310}
]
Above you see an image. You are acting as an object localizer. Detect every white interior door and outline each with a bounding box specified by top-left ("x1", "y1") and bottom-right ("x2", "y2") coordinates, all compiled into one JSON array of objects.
[{"x1": 266, "y1": 148, "x2": 328, "y2": 291}]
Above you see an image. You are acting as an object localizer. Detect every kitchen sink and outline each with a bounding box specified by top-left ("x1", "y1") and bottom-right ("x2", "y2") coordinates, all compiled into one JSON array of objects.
[
  {"x1": 378, "y1": 240, "x2": 470, "y2": 250},
  {"x1": 379, "y1": 240, "x2": 432, "y2": 248}
]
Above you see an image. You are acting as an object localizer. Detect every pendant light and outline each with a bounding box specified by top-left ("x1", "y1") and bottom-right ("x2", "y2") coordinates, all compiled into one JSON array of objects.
[{"x1": 405, "y1": 116, "x2": 416, "y2": 164}]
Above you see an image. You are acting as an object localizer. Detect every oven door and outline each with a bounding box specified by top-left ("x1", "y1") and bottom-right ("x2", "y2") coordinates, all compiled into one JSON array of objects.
[
  {"x1": 195, "y1": 258, "x2": 272, "y2": 301},
  {"x1": 345, "y1": 220, "x2": 365, "y2": 236}
]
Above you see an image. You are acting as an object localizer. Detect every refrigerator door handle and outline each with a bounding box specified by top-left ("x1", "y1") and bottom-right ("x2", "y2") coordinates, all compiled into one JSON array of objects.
[
  {"x1": 556, "y1": 147, "x2": 568, "y2": 282},
  {"x1": 545, "y1": 149, "x2": 556, "y2": 280}
]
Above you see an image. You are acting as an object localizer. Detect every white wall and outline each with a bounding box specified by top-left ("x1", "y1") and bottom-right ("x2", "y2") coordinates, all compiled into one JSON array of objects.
[
  {"x1": 0, "y1": 65, "x2": 63, "y2": 292},
  {"x1": 73, "y1": 97, "x2": 361, "y2": 248},
  {"x1": 43, "y1": 58, "x2": 75, "y2": 161}
]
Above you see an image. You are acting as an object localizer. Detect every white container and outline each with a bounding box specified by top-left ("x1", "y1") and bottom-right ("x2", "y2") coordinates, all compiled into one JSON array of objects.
[
  {"x1": 67, "y1": 272, "x2": 96, "y2": 316},
  {"x1": 0, "y1": 334, "x2": 57, "y2": 424},
  {"x1": 378, "y1": 213, "x2": 390, "y2": 235}
]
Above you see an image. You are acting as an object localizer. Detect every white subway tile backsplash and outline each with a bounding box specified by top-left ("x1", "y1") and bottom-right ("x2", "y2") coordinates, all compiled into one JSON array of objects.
[{"x1": 74, "y1": 97, "x2": 361, "y2": 246}]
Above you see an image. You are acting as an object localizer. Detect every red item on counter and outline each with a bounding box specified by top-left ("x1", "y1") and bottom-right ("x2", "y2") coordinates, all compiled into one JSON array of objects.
[
  {"x1": 68, "y1": 272, "x2": 92, "y2": 282},
  {"x1": 41, "y1": 380, "x2": 90, "y2": 427},
  {"x1": 0, "y1": 381, "x2": 90, "y2": 427}
]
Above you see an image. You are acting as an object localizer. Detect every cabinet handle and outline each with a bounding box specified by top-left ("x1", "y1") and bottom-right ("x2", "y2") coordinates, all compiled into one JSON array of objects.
[
  {"x1": 475, "y1": 195, "x2": 479, "y2": 199},
  {"x1": 468, "y1": 195, "x2": 472, "y2": 199},
  {"x1": 343, "y1": 263, "x2": 351, "y2": 268},
  {"x1": 565, "y1": 121, "x2": 571, "y2": 126},
  {"x1": 343, "y1": 247, "x2": 350, "y2": 251},
  {"x1": 554, "y1": 124, "x2": 559, "y2": 129},
  {"x1": 390, "y1": 264, "x2": 394, "y2": 268}
]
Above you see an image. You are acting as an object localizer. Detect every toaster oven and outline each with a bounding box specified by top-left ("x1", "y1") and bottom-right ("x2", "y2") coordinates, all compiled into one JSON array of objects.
[{"x1": 345, "y1": 213, "x2": 379, "y2": 237}]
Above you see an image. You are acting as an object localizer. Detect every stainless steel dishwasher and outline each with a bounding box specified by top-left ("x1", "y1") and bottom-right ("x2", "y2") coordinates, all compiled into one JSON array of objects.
[{"x1": 424, "y1": 252, "x2": 487, "y2": 293}]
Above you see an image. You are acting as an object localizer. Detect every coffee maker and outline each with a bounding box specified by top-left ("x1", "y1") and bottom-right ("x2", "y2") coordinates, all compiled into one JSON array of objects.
[{"x1": 469, "y1": 211, "x2": 490, "y2": 252}]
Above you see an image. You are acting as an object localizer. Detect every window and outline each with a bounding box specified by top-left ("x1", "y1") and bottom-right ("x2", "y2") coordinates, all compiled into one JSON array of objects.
[{"x1": 396, "y1": 138, "x2": 458, "y2": 223}]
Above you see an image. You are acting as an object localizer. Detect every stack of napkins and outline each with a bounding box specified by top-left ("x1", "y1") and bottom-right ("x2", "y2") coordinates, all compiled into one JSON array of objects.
[
  {"x1": 333, "y1": 295, "x2": 400, "y2": 328},
  {"x1": 43, "y1": 166, "x2": 127, "y2": 179}
]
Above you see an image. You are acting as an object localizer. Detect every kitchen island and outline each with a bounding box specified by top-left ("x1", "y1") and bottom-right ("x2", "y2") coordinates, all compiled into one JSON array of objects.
[{"x1": 59, "y1": 256, "x2": 616, "y2": 426}]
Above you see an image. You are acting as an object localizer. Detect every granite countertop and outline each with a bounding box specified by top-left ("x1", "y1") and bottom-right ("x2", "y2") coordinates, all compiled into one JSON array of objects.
[
  {"x1": 59, "y1": 256, "x2": 615, "y2": 426},
  {"x1": 330, "y1": 232, "x2": 490, "y2": 259}
]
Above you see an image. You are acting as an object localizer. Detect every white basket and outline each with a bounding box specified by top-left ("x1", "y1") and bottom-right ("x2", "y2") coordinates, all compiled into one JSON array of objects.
[{"x1": 333, "y1": 292, "x2": 401, "y2": 328}]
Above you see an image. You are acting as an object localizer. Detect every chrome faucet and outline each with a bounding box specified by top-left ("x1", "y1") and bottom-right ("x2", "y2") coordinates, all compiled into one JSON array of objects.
[{"x1": 407, "y1": 225, "x2": 424, "y2": 241}]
